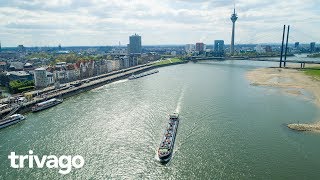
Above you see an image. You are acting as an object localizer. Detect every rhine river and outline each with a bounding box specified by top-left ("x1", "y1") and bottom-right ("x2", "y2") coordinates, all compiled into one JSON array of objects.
[{"x1": 1, "y1": 60, "x2": 320, "y2": 179}]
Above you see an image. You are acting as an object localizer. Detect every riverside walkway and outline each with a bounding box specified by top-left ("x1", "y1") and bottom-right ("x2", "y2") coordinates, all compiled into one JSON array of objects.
[{"x1": 0, "y1": 63, "x2": 155, "y2": 118}]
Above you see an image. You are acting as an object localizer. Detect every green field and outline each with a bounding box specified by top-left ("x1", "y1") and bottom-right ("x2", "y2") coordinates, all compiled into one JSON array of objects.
[
  {"x1": 152, "y1": 58, "x2": 183, "y2": 66},
  {"x1": 304, "y1": 67, "x2": 320, "y2": 80}
]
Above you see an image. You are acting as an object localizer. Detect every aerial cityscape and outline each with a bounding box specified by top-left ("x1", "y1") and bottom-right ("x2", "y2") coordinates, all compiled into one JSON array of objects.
[{"x1": 0, "y1": 0, "x2": 320, "y2": 179}]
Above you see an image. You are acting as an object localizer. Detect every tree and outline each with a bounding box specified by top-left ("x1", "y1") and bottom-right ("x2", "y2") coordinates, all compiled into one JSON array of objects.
[
  {"x1": 9, "y1": 80, "x2": 35, "y2": 93},
  {"x1": 0, "y1": 74, "x2": 10, "y2": 87}
]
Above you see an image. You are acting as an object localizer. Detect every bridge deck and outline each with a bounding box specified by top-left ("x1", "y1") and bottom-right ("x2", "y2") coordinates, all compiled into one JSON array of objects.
[
  {"x1": 240, "y1": 59, "x2": 320, "y2": 64},
  {"x1": 194, "y1": 57, "x2": 320, "y2": 64}
]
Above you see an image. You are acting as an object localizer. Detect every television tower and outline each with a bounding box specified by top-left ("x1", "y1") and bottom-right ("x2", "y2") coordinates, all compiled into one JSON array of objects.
[{"x1": 230, "y1": 4, "x2": 238, "y2": 55}]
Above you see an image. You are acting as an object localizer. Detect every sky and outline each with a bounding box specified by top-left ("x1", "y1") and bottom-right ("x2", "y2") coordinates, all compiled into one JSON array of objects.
[{"x1": 0, "y1": 0, "x2": 319, "y2": 47}]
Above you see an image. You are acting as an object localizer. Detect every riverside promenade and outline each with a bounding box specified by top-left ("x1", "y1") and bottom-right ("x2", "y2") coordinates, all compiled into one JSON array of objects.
[{"x1": 0, "y1": 63, "x2": 155, "y2": 119}]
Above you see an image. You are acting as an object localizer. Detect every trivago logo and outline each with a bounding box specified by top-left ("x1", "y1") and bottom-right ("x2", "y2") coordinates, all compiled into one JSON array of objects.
[{"x1": 8, "y1": 150, "x2": 85, "y2": 175}]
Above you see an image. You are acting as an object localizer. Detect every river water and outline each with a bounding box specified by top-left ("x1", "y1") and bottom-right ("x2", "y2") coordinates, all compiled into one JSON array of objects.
[{"x1": 1, "y1": 60, "x2": 320, "y2": 179}]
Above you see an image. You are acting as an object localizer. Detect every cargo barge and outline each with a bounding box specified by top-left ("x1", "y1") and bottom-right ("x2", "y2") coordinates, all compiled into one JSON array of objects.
[
  {"x1": 32, "y1": 98, "x2": 63, "y2": 112},
  {"x1": 128, "y1": 69, "x2": 159, "y2": 80},
  {"x1": 158, "y1": 113, "x2": 179, "y2": 163},
  {"x1": 0, "y1": 114, "x2": 26, "y2": 129}
]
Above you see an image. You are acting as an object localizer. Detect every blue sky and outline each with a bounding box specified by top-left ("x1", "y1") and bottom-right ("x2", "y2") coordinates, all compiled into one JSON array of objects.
[{"x1": 0, "y1": 0, "x2": 319, "y2": 46}]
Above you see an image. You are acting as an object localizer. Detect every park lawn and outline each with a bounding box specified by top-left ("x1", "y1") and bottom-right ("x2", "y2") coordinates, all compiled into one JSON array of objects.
[
  {"x1": 153, "y1": 58, "x2": 183, "y2": 66},
  {"x1": 304, "y1": 67, "x2": 320, "y2": 80}
]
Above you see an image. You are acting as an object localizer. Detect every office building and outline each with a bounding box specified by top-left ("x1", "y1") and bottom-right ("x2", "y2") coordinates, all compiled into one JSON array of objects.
[
  {"x1": 214, "y1": 40, "x2": 224, "y2": 56},
  {"x1": 265, "y1": 45, "x2": 272, "y2": 52},
  {"x1": 196, "y1": 43, "x2": 205, "y2": 54},
  {"x1": 34, "y1": 67, "x2": 48, "y2": 88},
  {"x1": 185, "y1": 44, "x2": 195, "y2": 53},
  {"x1": 310, "y1": 42, "x2": 316, "y2": 52},
  {"x1": 17, "y1": 45, "x2": 26, "y2": 53},
  {"x1": 128, "y1": 34, "x2": 142, "y2": 54}
]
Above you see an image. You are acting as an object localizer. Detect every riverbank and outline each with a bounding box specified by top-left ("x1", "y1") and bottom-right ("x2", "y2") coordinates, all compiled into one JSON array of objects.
[
  {"x1": 0, "y1": 60, "x2": 187, "y2": 119},
  {"x1": 152, "y1": 58, "x2": 186, "y2": 66},
  {"x1": 0, "y1": 64, "x2": 154, "y2": 119},
  {"x1": 246, "y1": 66, "x2": 320, "y2": 132}
]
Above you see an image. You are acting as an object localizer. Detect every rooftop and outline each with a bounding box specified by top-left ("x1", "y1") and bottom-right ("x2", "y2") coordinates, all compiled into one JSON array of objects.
[
  {"x1": 35, "y1": 67, "x2": 46, "y2": 71},
  {"x1": 6, "y1": 71, "x2": 30, "y2": 76}
]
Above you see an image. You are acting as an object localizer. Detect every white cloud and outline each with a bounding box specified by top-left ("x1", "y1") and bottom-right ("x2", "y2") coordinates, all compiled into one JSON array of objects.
[{"x1": 0, "y1": 0, "x2": 319, "y2": 46}]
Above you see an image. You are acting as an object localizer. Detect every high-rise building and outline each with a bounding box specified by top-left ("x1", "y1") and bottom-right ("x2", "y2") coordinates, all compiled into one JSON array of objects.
[
  {"x1": 255, "y1": 44, "x2": 266, "y2": 53},
  {"x1": 264, "y1": 45, "x2": 272, "y2": 52},
  {"x1": 214, "y1": 40, "x2": 224, "y2": 56},
  {"x1": 34, "y1": 68, "x2": 48, "y2": 88},
  {"x1": 185, "y1": 44, "x2": 195, "y2": 53},
  {"x1": 128, "y1": 34, "x2": 142, "y2": 54},
  {"x1": 17, "y1": 45, "x2": 26, "y2": 53},
  {"x1": 196, "y1": 43, "x2": 205, "y2": 53},
  {"x1": 294, "y1": 42, "x2": 299, "y2": 48},
  {"x1": 310, "y1": 42, "x2": 316, "y2": 52},
  {"x1": 230, "y1": 7, "x2": 238, "y2": 55}
]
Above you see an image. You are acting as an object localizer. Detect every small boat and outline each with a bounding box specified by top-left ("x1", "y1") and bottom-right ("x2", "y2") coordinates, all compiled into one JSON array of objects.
[
  {"x1": 32, "y1": 98, "x2": 63, "y2": 112},
  {"x1": 0, "y1": 114, "x2": 26, "y2": 129},
  {"x1": 158, "y1": 113, "x2": 179, "y2": 163},
  {"x1": 128, "y1": 69, "x2": 159, "y2": 80},
  {"x1": 128, "y1": 75, "x2": 136, "y2": 80}
]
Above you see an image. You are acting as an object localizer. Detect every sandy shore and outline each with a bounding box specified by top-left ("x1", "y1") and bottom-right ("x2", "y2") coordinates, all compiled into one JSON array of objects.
[{"x1": 246, "y1": 66, "x2": 320, "y2": 132}]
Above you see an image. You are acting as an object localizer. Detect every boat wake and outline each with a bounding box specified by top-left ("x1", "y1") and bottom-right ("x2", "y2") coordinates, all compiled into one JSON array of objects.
[
  {"x1": 110, "y1": 79, "x2": 128, "y2": 85},
  {"x1": 93, "y1": 79, "x2": 128, "y2": 91},
  {"x1": 154, "y1": 150, "x2": 160, "y2": 161},
  {"x1": 175, "y1": 85, "x2": 186, "y2": 113},
  {"x1": 154, "y1": 86, "x2": 186, "y2": 164}
]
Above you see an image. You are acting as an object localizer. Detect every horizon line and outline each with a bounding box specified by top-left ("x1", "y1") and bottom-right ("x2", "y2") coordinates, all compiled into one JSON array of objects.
[{"x1": 0, "y1": 42, "x2": 317, "y2": 48}]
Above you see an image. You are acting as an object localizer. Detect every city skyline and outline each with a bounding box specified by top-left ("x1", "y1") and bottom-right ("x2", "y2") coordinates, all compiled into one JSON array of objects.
[{"x1": 0, "y1": 0, "x2": 319, "y2": 47}]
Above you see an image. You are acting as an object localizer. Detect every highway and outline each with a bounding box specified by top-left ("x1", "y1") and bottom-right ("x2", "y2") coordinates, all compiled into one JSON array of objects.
[{"x1": 0, "y1": 63, "x2": 155, "y2": 119}]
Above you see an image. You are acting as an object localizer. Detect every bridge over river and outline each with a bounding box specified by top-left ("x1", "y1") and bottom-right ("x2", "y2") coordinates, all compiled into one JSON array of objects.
[{"x1": 193, "y1": 56, "x2": 320, "y2": 68}]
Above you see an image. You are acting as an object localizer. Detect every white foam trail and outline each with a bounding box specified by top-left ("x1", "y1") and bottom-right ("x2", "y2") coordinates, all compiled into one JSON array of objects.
[
  {"x1": 154, "y1": 149, "x2": 160, "y2": 161},
  {"x1": 175, "y1": 85, "x2": 186, "y2": 113},
  {"x1": 92, "y1": 79, "x2": 128, "y2": 91},
  {"x1": 110, "y1": 79, "x2": 128, "y2": 85}
]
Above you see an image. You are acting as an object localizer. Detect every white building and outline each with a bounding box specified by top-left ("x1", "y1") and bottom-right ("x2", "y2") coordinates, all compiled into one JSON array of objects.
[
  {"x1": 106, "y1": 60, "x2": 113, "y2": 72},
  {"x1": 122, "y1": 56, "x2": 130, "y2": 69},
  {"x1": 55, "y1": 70, "x2": 66, "y2": 80},
  {"x1": 185, "y1": 44, "x2": 195, "y2": 53},
  {"x1": 34, "y1": 67, "x2": 48, "y2": 88},
  {"x1": 110, "y1": 48, "x2": 127, "y2": 55},
  {"x1": 255, "y1": 44, "x2": 266, "y2": 53},
  {"x1": 56, "y1": 62, "x2": 67, "y2": 68},
  {"x1": 112, "y1": 60, "x2": 120, "y2": 71},
  {"x1": 47, "y1": 72, "x2": 54, "y2": 85},
  {"x1": 66, "y1": 69, "x2": 79, "y2": 81}
]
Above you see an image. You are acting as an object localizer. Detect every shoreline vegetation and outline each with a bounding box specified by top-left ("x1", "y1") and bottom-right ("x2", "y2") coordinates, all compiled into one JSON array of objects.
[
  {"x1": 153, "y1": 58, "x2": 184, "y2": 66},
  {"x1": 1, "y1": 58, "x2": 185, "y2": 97},
  {"x1": 307, "y1": 53, "x2": 320, "y2": 58},
  {"x1": 246, "y1": 65, "x2": 320, "y2": 132}
]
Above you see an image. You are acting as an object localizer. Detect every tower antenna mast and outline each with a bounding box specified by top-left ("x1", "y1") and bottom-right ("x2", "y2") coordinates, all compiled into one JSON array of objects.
[{"x1": 230, "y1": 0, "x2": 238, "y2": 55}]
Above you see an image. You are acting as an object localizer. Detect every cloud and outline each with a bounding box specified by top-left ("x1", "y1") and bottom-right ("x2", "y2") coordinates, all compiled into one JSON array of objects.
[{"x1": 0, "y1": 0, "x2": 319, "y2": 46}]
